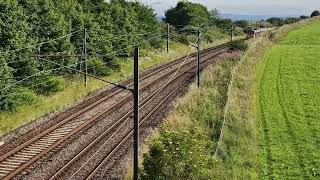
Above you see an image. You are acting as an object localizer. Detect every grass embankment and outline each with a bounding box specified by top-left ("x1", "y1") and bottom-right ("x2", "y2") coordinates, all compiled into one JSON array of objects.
[
  {"x1": 138, "y1": 17, "x2": 320, "y2": 179},
  {"x1": 139, "y1": 55, "x2": 240, "y2": 179},
  {"x1": 0, "y1": 37, "x2": 229, "y2": 137},
  {"x1": 257, "y1": 19, "x2": 320, "y2": 178}
]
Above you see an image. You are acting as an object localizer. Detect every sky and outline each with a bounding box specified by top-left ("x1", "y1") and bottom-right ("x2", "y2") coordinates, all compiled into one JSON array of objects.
[{"x1": 136, "y1": 0, "x2": 320, "y2": 17}]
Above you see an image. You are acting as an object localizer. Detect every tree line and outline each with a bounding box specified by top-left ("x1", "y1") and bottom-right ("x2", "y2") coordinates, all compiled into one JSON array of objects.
[
  {"x1": 0, "y1": 0, "x2": 162, "y2": 111},
  {"x1": 0, "y1": 0, "x2": 241, "y2": 111},
  {"x1": 2, "y1": 0, "x2": 312, "y2": 111}
]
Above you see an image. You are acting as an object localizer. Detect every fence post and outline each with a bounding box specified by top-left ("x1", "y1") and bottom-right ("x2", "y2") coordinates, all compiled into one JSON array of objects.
[
  {"x1": 197, "y1": 29, "x2": 201, "y2": 87},
  {"x1": 133, "y1": 47, "x2": 139, "y2": 180},
  {"x1": 231, "y1": 25, "x2": 234, "y2": 42},
  {"x1": 84, "y1": 28, "x2": 88, "y2": 87},
  {"x1": 167, "y1": 23, "x2": 170, "y2": 53}
]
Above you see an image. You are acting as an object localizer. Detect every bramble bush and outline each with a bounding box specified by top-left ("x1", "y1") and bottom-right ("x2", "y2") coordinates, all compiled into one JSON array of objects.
[
  {"x1": 230, "y1": 40, "x2": 248, "y2": 51},
  {"x1": 33, "y1": 77, "x2": 65, "y2": 96},
  {"x1": 87, "y1": 58, "x2": 111, "y2": 76},
  {"x1": 0, "y1": 87, "x2": 37, "y2": 111}
]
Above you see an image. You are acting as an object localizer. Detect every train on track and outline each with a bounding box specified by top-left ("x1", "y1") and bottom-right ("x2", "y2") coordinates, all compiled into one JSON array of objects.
[{"x1": 245, "y1": 27, "x2": 276, "y2": 38}]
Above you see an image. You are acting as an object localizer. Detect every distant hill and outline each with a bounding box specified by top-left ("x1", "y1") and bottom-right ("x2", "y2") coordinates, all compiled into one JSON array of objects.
[
  {"x1": 157, "y1": 13, "x2": 299, "y2": 22},
  {"x1": 221, "y1": 13, "x2": 299, "y2": 21}
]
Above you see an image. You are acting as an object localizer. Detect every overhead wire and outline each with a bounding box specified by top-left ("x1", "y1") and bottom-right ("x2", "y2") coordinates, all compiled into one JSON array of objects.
[
  {"x1": 0, "y1": 65, "x2": 72, "y2": 92},
  {"x1": 0, "y1": 25, "x2": 182, "y2": 94},
  {"x1": 0, "y1": 29, "x2": 83, "y2": 56}
]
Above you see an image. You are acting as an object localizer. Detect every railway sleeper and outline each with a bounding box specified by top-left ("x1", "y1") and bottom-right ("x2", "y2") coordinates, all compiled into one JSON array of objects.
[
  {"x1": 5, "y1": 159, "x2": 26, "y2": 165},
  {"x1": 24, "y1": 146, "x2": 45, "y2": 151},
  {"x1": 45, "y1": 136, "x2": 65, "y2": 141},
  {"x1": 0, "y1": 163, "x2": 18, "y2": 169},
  {"x1": 0, "y1": 169, "x2": 11, "y2": 175},
  {"x1": 0, "y1": 165, "x2": 16, "y2": 171},
  {"x1": 21, "y1": 148, "x2": 43, "y2": 153},
  {"x1": 62, "y1": 122, "x2": 85, "y2": 128},
  {"x1": 55, "y1": 128, "x2": 75, "y2": 134},
  {"x1": 61, "y1": 123, "x2": 83, "y2": 129},
  {"x1": 0, "y1": 170, "x2": 10, "y2": 175},
  {"x1": 29, "y1": 144, "x2": 48, "y2": 149},
  {"x1": 12, "y1": 155, "x2": 30, "y2": 161},
  {"x1": 38, "y1": 139, "x2": 57, "y2": 144},
  {"x1": 18, "y1": 151, "x2": 38, "y2": 156},
  {"x1": 55, "y1": 127, "x2": 75, "y2": 132},
  {"x1": 32, "y1": 143, "x2": 51, "y2": 148},
  {"x1": 21, "y1": 150, "x2": 41, "y2": 155},
  {"x1": 50, "y1": 132, "x2": 68, "y2": 139},
  {"x1": 51, "y1": 130, "x2": 70, "y2": 135},
  {"x1": 1, "y1": 161, "x2": 22, "y2": 166}
]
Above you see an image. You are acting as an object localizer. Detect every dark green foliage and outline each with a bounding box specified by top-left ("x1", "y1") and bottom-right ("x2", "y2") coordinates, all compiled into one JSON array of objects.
[
  {"x1": 267, "y1": 17, "x2": 285, "y2": 26},
  {"x1": 32, "y1": 77, "x2": 64, "y2": 95},
  {"x1": 234, "y1": 20, "x2": 249, "y2": 29},
  {"x1": 267, "y1": 17, "x2": 302, "y2": 27},
  {"x1": 0, "y1": 87, "x2": 37, "y2": 111},
  {"x1": 0, "y1": 0, "x2": 161, "y2": 111},
  {"x1": 230, "y1": 40, "x2": 248, "y2": 51},
  {"x1": 164, "y1": 1, "x2": 210, "y2": 28},
  {"x1": 87, "y1": 58, "x2": 110, "y2": 76},
  {"x1": 311, "y1": 10, "x2": 320, "y2": 17},
  {"x1": 284, "y1": 18, "x2": 300, "y2": 24},
  {"x1": 216, "y1": 18, "x2": 233, "y2": 29},
  {"x1": 300, "y1": 15, "x2": 309, "y2": 20}
]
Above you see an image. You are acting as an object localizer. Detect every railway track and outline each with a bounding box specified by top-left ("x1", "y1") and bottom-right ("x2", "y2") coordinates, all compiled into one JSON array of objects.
[
  {"x1": 0, "y1": 43, "x2": 228, "y2": 157},
  {"x1": 52, "y1": 48, "x2": 220, "y2": 180},
  {"x1": 0, "y1": 44, "x2": 230, "y2": 179}
]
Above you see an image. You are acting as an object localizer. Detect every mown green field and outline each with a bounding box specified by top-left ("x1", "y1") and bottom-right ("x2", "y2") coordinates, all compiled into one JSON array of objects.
[{"x1": 258, "y1": 21, "x2": 320, "y2": 179}]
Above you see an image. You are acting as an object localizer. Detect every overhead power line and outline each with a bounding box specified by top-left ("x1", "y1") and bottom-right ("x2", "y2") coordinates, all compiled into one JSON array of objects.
[{"x1": 0, "y1": 29, "x2": 84, "y2": 56}]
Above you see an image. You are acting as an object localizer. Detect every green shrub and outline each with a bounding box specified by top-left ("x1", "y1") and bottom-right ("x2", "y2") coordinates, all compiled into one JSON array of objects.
[
  {"x1": 33, "y1": 77, "x2": 65, "y2": 95},
  {"x1": 87, "y1": 58, "x2": 111, "y2": 76},
  {"x1": 230, "y1": 40, "x2": 248, "y2": 51},
  {"x1": 0, "y1": 87, "x2": 37, "y2": 111}
]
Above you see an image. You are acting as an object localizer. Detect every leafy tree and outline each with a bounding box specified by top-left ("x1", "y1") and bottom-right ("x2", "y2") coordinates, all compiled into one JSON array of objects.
[
  {"x1": 164, "y1": 1, "x2": 210, "y2": 28},
  {"x1": 311, "y1": 10, "x2": 320, "y2": 17},
  {"x1": 300, "y1": 15, "x2": 309, "y2": 19},
  {"x1": 0, "y1": 0, "x2": 162, "y2": 111},
  {"x1": 266, "y1": 17, "x2": 285, "y2": 26},
  {"x1": 216, "y1": 18, "x2": 233, "y2": 29},
  {"x1": 234, "y1": 20, "x2": 249, "y2": 29},
  {"x1": 284, "y1": 18, "x2": 300, "y2": 24}
]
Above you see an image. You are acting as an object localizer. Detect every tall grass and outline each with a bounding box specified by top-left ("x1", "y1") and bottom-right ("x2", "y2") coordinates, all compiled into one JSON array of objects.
[{"x1": 139, "y1": 56, "x2": 240, "y2": 179}]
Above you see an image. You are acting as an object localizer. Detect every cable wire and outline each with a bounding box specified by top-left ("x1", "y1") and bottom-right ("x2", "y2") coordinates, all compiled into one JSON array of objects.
[{"x1": 0, "y1": 29, "x2": 83, "y2": 56}]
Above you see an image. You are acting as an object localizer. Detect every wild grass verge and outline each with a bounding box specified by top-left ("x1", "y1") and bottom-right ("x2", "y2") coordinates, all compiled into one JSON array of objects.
[{"x1": 136, "y1": 54, "x2": 240, "y2": 179}]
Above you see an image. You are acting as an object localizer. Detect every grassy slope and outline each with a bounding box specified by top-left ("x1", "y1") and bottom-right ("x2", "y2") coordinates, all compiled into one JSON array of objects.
[
  {"x1": 217, "y1": 17, "x2": 320, "y2": 180},
  {"x1": 139, "y1": 57, "x2": 239, "y2": 179},
  {"x1": 0, "y1": 38, "x2": 229, "y2": 137},
  {"x1": 257, "y1": 20, "x2": 320, "y2": 179}
]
